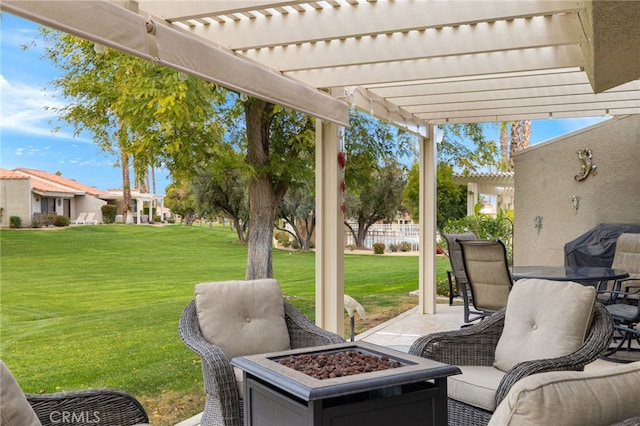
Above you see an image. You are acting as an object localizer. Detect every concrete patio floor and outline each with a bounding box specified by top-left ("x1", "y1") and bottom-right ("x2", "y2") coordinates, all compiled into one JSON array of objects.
[{"x1": 175, "y1": 302, "x2": 638, "y2": 426}]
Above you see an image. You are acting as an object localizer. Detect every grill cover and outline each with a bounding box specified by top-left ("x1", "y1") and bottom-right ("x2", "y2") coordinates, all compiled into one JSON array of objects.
[{"x1": 564, "y1": 223, "x2": 640, "y2": 267}]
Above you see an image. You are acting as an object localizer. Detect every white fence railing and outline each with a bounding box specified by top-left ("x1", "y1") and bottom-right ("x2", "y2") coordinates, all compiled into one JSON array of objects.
[{"x1": 345, "y1": 223, "x2": 420, "y2": 251}]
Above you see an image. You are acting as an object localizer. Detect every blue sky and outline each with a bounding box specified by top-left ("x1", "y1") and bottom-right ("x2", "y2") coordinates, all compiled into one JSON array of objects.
[{"x1": 1, "y1": 13, "x2": 607, "y2": 193}]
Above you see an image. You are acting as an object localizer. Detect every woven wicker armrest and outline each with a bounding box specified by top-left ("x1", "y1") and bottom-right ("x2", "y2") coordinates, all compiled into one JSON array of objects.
[
  {"x1": 178, "y1": 300, "x2": 240, "y2": 417},
  {"x1": 284, "y1": 302, "x2": 346, "y2": 348},
  {"x1": 26, "y1": 389, "x2": 148, "y2": 426},
  {"x1": 409, "y1": 309, "x2": 505, "y2": 366},
  {"x1": 495, "y1": 303, "x2": 614, "y2": 405}
]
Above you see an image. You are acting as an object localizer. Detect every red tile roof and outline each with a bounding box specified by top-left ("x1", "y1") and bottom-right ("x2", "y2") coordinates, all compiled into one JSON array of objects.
[{"x1": 1, "y1": 168, "x2": 106, "y2": 197}]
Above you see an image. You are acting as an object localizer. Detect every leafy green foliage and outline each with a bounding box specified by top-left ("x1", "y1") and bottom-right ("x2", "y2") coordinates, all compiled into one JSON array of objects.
[
  {"x1": 442, "y1": 210, "x2": 515, "y2": 263},
  {"x1": 372, "y1": 242, "x2": 386, "y2": 254},
  {"x1": 9, "y1": 216, "x2": 21, "y2": 228},
  {"x1": 101, "y1": 205, "x2": 117, "y2": 224},
  {"x1": 437, "y1": 123, "x2": 499, "y2": 173}
]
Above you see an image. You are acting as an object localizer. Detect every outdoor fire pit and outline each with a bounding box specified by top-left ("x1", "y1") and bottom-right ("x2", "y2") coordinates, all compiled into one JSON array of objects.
[{"x1": 231, "y1": 342, "x2": 460, "y2": 426}]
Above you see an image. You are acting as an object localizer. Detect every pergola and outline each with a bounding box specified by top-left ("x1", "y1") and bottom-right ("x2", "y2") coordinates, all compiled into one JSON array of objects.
[{"x1": 2, "y1": 0, "x2": 639, "y2": 335}]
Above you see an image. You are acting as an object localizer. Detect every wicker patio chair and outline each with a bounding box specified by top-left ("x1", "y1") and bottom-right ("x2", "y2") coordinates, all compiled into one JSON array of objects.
[
  {"x1": 1, "y1": 360, "x2": 148, "y2": 426},
  {"x1": 179, "y1": 279, "x2": 346, "y2": 426},
  {"x1": 26, "y1": 389, "x2": 149, "y2": 426},
  {"x1": 409, "y1": 279, "x2": 614, "y2": 426}
]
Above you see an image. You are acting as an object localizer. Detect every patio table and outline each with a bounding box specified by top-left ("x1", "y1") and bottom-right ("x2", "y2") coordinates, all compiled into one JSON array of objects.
[{"x1": 511, "y1": 266, "x2": 628, "y2": 286}]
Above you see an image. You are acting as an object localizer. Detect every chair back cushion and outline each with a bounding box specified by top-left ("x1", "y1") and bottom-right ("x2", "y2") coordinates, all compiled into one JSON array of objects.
[
  {"x1": 494, "y1": 279, "x2": 596, "y2": 372},
  {"x1": 612, "y1": 233, "x2": 640, "y2": 277},
  {"x1": 488, "y1": 361, "x2": 640, "y2": 426},
  {"x1": 443, "y1": 232, "x2": 477, "y2": 283},
  {"x1": 0, "y1": 360, "x2": 42, "y2": 426},
  {"x1": 194, "y1": 279, "x2": 291, "y2": 359},
  {"x1": 459, "y1": 240, "x2": 512, "y2": 311}
]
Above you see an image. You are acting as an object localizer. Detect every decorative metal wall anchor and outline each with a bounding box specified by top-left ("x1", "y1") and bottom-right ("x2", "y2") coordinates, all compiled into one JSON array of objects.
[
  {"x1": 534, "y1": 215, "x2": 543, "y2": 233},
  {"x1": 575, "y1": 148, "x2": 597, "y2": 181},
  {"x1": 572, "y1": 195, "x2": 580, "y2": 214}
]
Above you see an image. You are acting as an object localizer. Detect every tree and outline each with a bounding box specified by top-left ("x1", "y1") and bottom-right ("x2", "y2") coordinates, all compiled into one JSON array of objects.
[
  {"x1": 34, "y1": 29, "x2": 226, "y2": 221},
  {"x1": 403, "y1": 161, "x2": 467, "y2": 230},
  {"x1": 164, "y1": 181, "x2": 196, "y2": 225},
  {"x1": 437, "y1": 123, "x2": 499, "y2": 174},
  {"x1": 191, "y1": 166, "x2": 249, "y2": 243},
  {"x1": 276, "y1": 185, "x2": 316, "y2": 251},
  {"x1": 236, "y1": 99, "x2": 316, "y2": 279},
  {"x1": 344, "y1": 160, "x2": 406, "y2": 248}
]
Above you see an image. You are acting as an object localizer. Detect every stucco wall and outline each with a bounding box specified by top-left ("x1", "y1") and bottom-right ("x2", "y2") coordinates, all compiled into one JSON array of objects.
[
  {"x1": 0, "y1": 179, "x2": 32, "y2": 227},
  {"x1": 513, "y1": 115, "x2": 640, "y2": 266}
]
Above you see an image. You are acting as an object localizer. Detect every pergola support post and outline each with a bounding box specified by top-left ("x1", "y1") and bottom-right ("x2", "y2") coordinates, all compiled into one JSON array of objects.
[
  {"x1": 315, "y1": 119, "x2": 345, "y2": 336},
  {"x1": 418, "y1": 128, "x2": 437, "y2": 314}
]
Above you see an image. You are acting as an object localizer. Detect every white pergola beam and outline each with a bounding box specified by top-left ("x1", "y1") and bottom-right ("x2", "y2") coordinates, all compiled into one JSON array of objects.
[
  {"x1": 406, "y1": 91, "x2": 640, "y2": 115},
  {"x1": 392, "y1": 83, "x2": 637, "y2": 107},
  {"x1": 287, "y1": 45, "x2": 585, "y2": 88},
  {"x1": 168, "y1": 0, "x2": 584, "y2": 50},
  {"x1": 242, "y1": 14, "x2": 584, "y2": 72}
]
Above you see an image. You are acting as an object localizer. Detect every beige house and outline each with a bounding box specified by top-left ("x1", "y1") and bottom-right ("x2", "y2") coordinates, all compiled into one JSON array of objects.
[
  {"x1": 0, "y1": 168, "x2": 107, "y2": 227},
  {"x1": 514, "y1": 114, "x2": 640, "y2": 266}
]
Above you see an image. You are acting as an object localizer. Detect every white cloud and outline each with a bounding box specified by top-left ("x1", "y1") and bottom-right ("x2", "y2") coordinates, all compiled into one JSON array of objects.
[{"x1": 0, "y1": 74, "x2": 92, "y2": 143}]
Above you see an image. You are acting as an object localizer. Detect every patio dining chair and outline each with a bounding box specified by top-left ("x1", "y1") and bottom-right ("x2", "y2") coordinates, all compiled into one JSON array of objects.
[
  {"x1": 458, "y1": 239, "x2": 513, "y2": 320},
  {"x1": 602, "y1": 287, "x2": 640, "y2": 362},
  {"x1": 178, "y1": 279, "x2": 345, "y2": 426},
  {"x1": 409, "y1": 279, "x2": 614, "y2": 426},
  {"x1": 442, "y1": 232, "x2": 484, "y2": 323},
  {"x1": 598, "y1": 233, "x2": 640, "y2": 304}
]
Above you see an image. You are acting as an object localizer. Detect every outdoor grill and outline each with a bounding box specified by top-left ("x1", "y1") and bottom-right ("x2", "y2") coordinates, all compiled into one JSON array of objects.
[{"x1": 231, "y1": 342, "x2": 460, "y2": 426}]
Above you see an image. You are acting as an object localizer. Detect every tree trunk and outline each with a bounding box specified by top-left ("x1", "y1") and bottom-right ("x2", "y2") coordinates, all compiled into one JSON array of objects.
[
  {"x1": 500, "y1": 122, "x2": 508, "y2": 168},
  {"x1": 509, "y1": 121, "x2": 521, "y2": 170},
  {"x1": 119, "y1": 129, "x2": 132, "y2": 223},
  {"x1": 521, "y1": 120, "x2": 531, "y2": 149},
  {"x1": 244, "y1": 99, "x2": 287, "y2": 280}
]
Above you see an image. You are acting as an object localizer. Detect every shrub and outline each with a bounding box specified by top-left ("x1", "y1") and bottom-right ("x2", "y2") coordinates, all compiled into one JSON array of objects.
[
  {"x1": 436, "y1": 278, "x2": 450, "y2": 297},
  {"x1": 101, "y1": 205, "x2": 117, "y2": 224},
  {"x1": 53, "y1": 215, "x2": 70, "y2": 227},
  {"x1": 398, "y1": 241, "x2": 412, "y2": 252},
  {"x1": 372, "y1": 242, "x2": 385, "y2": 254},
  {"x1": 276, "y1": 232, "x2": 291, "y2": 247},
  {"x1": 346, "y1": 244, "x2": 356, "y2": 251},
  {"x1": 40, "y1": 213, "x2": 57, "y2": 227},
  {"x1": 290, "y1": 239, "x2": 301, "y2": 250},
  {"x1": 388, "y1": 243, "x2": 398, "y2": 252},
  {"x1": 31, "y1": 217, "x2": 43, "y2": 228},
  {"x1": 9, "y1": 216, "x2": 22, "y2": 228}
]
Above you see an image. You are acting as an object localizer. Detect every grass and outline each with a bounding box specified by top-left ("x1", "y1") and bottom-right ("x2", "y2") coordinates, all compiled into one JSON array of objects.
[{"x1": 0, "y1": 224, "x2": 449, "y2": 425}]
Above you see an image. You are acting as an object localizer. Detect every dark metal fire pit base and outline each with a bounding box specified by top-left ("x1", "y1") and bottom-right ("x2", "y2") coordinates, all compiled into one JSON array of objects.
[{"x1": 232, "y1": 342, "x2": 460, "y2": 426}]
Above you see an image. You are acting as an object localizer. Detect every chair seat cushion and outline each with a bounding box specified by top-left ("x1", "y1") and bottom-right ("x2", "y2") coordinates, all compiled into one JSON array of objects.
[
  {"x1": 494, "y1": 279, "x2": 596, "y2": 372},
  {"x1": 0, "y1": 360, "x2": 42, "y2": 426},
  {"x1": 488, "y1": 361, "x2": 640, "y2": 426},
  {"x1": 194, "y1": 279, "x2": 291, "y2": 359},
  {"x1": 447, "y1": 366, "x2": 506, "y2": 412}
]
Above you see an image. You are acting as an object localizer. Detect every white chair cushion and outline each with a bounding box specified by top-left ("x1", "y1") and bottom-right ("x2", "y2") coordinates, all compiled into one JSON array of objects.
[
  {"x1": 494, "y1": 279, "x2": 596, "y2": 372},
  {"x1": 194, "y1": 279, "x2": 291, "y2": 359},
  {"x1": 0, "y1": 360, "x2": 42, "y2": 426},
  {"x1": 447, "y1": 366, "x2": 506, "y2": 412},
  {"x1": 489, "y1": 361, "x2": 640, "y2": 426}
]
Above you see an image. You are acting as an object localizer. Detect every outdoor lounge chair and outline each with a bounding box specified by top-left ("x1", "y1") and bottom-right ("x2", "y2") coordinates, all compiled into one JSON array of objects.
[
  {"x1": 458, "y1": 239, "x2": 513, "y2": 320},
  {"x1": 83, "y1": 212, "x2": 98, "y2": 225},
  {"x1": 1, "y1": 360, "x2": 149, "y2": 426},
  {"x1": 70, "y1": 212, "x2": 87, "y2": 225},
  {"x1": 178, "y1": 279, "x2": 345, "y2": 426},
  {"x1": 602, "y1": 287, "x2": 640, "y2": 362},
  {"x1": 409, "y1": 279, "x2": 614, "y2": 426},
  {"x1": 442, "y1": 232, "x2": 483, "y2": 323}
]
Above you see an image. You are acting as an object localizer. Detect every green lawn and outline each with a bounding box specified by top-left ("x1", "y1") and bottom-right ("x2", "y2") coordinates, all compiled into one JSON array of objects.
[{"x1": 0, "y1": 224, "x2": 449, "y2": 424}]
